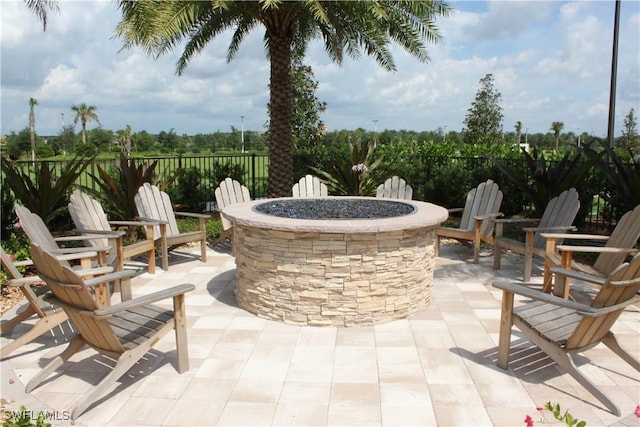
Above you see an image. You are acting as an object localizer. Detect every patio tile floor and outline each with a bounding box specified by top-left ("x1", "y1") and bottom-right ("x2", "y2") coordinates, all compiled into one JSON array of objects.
[{"x1": 1, "y1": 243, "x2": 639, "y2": 426}]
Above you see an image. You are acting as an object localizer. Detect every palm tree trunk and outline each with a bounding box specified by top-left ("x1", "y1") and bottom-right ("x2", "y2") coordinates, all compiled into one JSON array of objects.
[
  {"x1": 82, "y1": 119, "x2": 87, "y2": 144},
  {"x1": 267, "y1": 33, "x2": 293, "y2": 198}
]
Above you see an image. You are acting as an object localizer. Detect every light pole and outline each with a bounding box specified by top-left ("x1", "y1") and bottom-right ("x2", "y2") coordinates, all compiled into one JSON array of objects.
[
  {"x1": 372, "y1": 119, "x2": 379, "y2": 147},
  {"x1": 240, "y1": 115, "x2": 245, "y2": 153},
  {"x1": 61, "y1": 113, "x2": 66, "y2": 156},
  {"x1": 577, "y1": 128, "x2": 581, "y2": 147}
]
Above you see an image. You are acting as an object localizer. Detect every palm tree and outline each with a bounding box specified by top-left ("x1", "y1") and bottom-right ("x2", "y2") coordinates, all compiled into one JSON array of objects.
[
  {"x1": 71, "y1": 103, "x2": 101, "y2": 145},
  {"x1": 115, "y1": 1, "x2": 451, "y2": 197},
  {"x1": 550, "y1": 121, "x2": 564, "y2": 151},
  {"x1": 28, "y1": 97, "x2": 38, "y2": 162},
  {"x1": 514, "y1": 121, "x2": 522, "y2": 145},
  {"x1": 24, "y1": 0, "x2": 59, "y2": 31}
]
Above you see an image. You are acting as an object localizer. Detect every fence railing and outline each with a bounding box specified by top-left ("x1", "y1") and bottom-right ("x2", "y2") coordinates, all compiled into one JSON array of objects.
[{"x1": 2, "y1": 153, "x2": 616, "y2": 230}]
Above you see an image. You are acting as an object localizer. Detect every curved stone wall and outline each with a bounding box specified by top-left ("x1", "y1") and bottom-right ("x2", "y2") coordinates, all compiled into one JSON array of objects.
[{"x1": 223, "y1": 197, "x2": 448, "y2": 327}]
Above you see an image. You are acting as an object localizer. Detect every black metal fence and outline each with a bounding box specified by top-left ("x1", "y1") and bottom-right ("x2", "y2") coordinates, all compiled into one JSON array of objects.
[{"x1": 2, "y1": 153, "x2": 615, "y2": 230}]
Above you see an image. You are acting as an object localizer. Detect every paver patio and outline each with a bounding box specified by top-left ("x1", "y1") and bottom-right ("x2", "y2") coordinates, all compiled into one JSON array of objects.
[{"x1": 1, "y1": 243, "x2": 638, "y2": 426}]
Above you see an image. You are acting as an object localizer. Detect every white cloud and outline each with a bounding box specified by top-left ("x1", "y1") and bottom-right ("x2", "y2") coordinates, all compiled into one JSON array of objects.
[{"x1": 1, "y1": 1, "x2": 638, "y2": 138}]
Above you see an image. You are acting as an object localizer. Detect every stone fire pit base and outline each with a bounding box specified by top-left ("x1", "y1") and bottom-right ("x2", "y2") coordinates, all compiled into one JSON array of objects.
[{"x1": 233, "y1": 224, "x2": 437, "y2": 327}]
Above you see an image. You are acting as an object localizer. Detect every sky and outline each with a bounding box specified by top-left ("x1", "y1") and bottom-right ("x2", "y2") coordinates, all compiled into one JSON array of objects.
[{"x1": 1, "y1": 1, "x2": 639, "y2": 139}]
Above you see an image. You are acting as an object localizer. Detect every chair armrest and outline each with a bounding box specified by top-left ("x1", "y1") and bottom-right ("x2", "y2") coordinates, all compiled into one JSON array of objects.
[
  {"x1": 447, "y1": 207, "x2": 464, "y2": 214},
  {"x1": 541, "y1": 233, "x2": 610, "y2": 241},
  {"x1": 492, "y1": 279, "x2": 594, "y2": 311},
  {"x1": 76, "y1": 266, "x2": 115, "y2": 277},
  {"x1": 492, "y1": 217, "x2": 540, "y2": 224},
  {"x1": 83, "y1": 269, "x2": 138, "y2": 288},
  {"x1": 73, "y1": 228, "x2": 126, "y2": 237},
  {"x1": 90, "y1": 283, "x2": 196, "y2": 319},
  {"x1": 174, "y1": 212, "x2": 211, "y2": 219},
  {"x1": 53, "y1": 233, "x2": 114, "y2": 242},
  {"x1": 136, "y1": 216, "x2": 168, "y2": 225},
  {"x1": 548, "y1": 267, "x2": 607, "y2": 286},
  {"x1": 7, "y1": 276, "x2": 43, "y2": 286},
  {"x1": 492, "y1": 279, "x2": 640, "y2": 316},
  {"x1": 109, "y1": 220, "x2": 157, "y2": 227},
  {"x1": 50, "y1": 247, "x2": 111, "y2": 255},
  {"x1": 556, "y1": 245, "x2": 637, "y2": 255},
  {"x1": 474, "y1": 212, "x2": 503, "y2": 221},
  {"x1": 522, "y1": 225, "x2": 577, "y2": 233}
]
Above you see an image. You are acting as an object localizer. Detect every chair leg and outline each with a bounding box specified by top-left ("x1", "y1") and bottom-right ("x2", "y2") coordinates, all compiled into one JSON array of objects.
[
  {"x1": 434, "y1": 233, "x2": 440, "y2": 257},
  {"x1": 0, "y1": 305, "x2": 37, "y2": 336},
  {"x1": 70, "y1": 343, "x2": 154, "y2": 420},
  {"x1": 173, "y1": 293, "x2": 190, "y2": 373},
  {"x1": 25, "y1": 334, "x2": 87, "y2": 392},
  {"x1": 497, "y1": 290, "x2": 514, "y2": 369},
  {"x1": 602, "y1": 332, "x2": 640, "y2": 371},
  {"x1": 517, "y1": 322, "x2": 623, "y2": 416},
  {"x1": 1, "y1": 311, "x2": 68, "y2": 359}
]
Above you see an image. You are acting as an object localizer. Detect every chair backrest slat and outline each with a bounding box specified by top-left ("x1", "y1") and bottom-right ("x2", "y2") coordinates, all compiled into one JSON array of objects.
[
  {"x1": 215, "y1": 178, "x2": 252, "y2": 230},
  {"x1": 69, "y1": 190, "x2": 111, "y2": 249},
  {"x1": 376, "y1": 176, "x2": 412, "y2": 200},
  {"x1": 593, "y1": 205, "x2": 640, "y2": 275},
  {"x1": 135, "y1": 183, "x2": 181, "y2": 237},
  {"x1": 459, "y1": 179, "x2": 503, "y2": 233},
  {"x1": 566, "y1": 252, "x2": 640, "y2": 349},
  {"x1": 292, "y1": 175, "x2": 328, "y2": 198},
  {"x1": 29, "y1": 244, "x2": 125, "y2": 352},
  {"x1": 533, "y1": 188, "x2": 580, "y2": 249}
]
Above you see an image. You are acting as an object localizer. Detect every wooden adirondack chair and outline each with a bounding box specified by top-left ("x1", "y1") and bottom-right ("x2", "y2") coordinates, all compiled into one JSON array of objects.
[
  {"x1": 493, "y1": 188, "x2": 580, "y2": 281},
  {"x1": 15, "y1": 205, "x2": 112, "y2": 271},
  {"x1": 68, "y1": 190, "x2": 157, "y2": 273},
  {"x1": 376, "y1": 176, "x2": 413, "y2": 200},
  {"x1": 435, "y1": 179, "x2": 503, "y2": 263},
  {"x1": 212, "y1": 178, "x2": 251, "y2": 246},
  {"x1": 493, "y1": 252, "x2": 640, "y2": 416},
  {"x1": 542, "y1": 204, "x2": 640, "y2": 298},
  {"x1": 1, "y1": 246, "x2": 118, "y2": 359},
  {"x1": 24, "y1": 243, "x2": 194, "y2": 420},
  {"x1": 292, "y1": 174, "x2": 328, "y2": 198},
  {"x1": 0, "y1": 248, "x2": 69, "y2": 359},
  {"x1": 135, "y1": 183, "x2": 209, "y2": 270}
]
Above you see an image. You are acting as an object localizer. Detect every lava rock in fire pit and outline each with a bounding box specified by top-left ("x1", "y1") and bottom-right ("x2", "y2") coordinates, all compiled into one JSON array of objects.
[{"x1": 254, "y1": 198, "x2": 415, "y2": 219}]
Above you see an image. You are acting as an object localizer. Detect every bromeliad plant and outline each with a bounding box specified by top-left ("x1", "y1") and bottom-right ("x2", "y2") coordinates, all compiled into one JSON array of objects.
[
  {"x1": 311, "y1": 139, "x2": 383, "y2": 196},
  {"x1": 491, "y1": 147, "x2": 601, "y2": 217},
  {"x1": 79, "y1": 153, "x2": 173, "y2": 220},
  {"x1": 1, "y1": 156, "x2": 93, "y2": 226}
]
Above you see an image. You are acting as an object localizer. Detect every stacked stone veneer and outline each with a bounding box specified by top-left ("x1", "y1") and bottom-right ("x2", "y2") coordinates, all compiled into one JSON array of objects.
[{"x1": 233, "y1": 224, "x2": 437, "y2": 327}]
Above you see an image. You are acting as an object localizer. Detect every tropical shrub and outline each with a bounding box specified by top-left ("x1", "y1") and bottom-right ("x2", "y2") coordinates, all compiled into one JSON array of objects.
[
  {"x1": 167, "y1": 167, "x2": 207, "y2": 212},
  {"x1": 1, "y1": 156, "x2": 93, "y2": 228},
  {"x1": 581, "y1": 141, "x2": 640, "y2": 219},
  {"x1": 80, "y1": 153, "x2": 169, "y2": 220},
  {"x1": 491, "y1": 147, "x2": 600, "y2": 217},
  {"x1": 311, "y1": 139, "x2": 383, "y2": 196}
]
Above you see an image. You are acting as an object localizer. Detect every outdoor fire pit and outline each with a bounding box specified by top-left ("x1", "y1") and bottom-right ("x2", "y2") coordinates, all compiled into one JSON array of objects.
[{"x1": 222, "y1": 197, "x2": 448, "y2": 326}]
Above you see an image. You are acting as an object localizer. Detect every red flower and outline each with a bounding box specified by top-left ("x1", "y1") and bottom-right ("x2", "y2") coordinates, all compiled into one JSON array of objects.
[
  {"x1": 634, "y1": 405, "x2": 640, "y2": 418},
  {"x1": 524, "y1": 414, "x2": 535, "y2": 427}
]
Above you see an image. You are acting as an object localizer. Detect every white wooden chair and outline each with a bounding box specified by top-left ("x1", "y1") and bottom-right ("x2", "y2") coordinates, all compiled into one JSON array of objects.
[
  {"x1": 541, "y1": 204, "x2": 640, "y2": 298},
  {"x1": 292, "y1": 174, "x2": 328, "y2": 198},
  {"x1": 68, "y1": 190, "x2": 157, "y2": 273},
  {"x1": 493, "y1": 188, "x2": 580, "y2": 281},
  {"x1": 435, "y1": 179, "x2": 503, "y2": 263},
  {"x1": 493, "y1": 252, "x2": 640, "y2": 416},
  {"x1": 376, "y1": 176, "x2": 413, "y2": 200},
  {"x1": 135, "y1": 183, "x2": 209, "y2": 270},
  {"x1": 25, "y1": 243, "x2": 194, "y2": 420},
  {"x1": 212, "y1": 178, "x2": 251, "y2": 246}
]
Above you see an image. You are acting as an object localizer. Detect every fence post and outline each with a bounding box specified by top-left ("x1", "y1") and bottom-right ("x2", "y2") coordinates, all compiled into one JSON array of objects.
[{"x1": 251, "y1": 153, "x2": 257, "y2": 197}]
